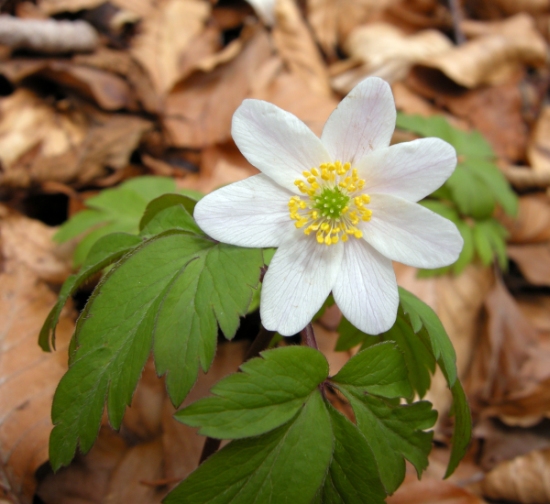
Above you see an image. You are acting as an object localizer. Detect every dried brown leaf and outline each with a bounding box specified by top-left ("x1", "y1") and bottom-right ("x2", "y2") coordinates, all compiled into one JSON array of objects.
[
  {"x1": 508, "y1": 243, "x2": 550, "y2": 286},
  {"x1": 467, "y1": 277, "x2": 538, "y2": 405},
  {"x1": 388, "y1": 474, "x2": 487, "y2": 504},
  {"x1": 333, "y1": 23, "x2": 451, "y2": 93},
  {"x1": 130, "y1": 0, "x2": 210, "y2": 97},
  {"x1": 528, "y1": 105, "x2": 550, "y2": 175},
  {"x1": 503, "y1": 194, "x2": 550, "y2": 244},
  {"x1": 481, "y1": 448, "x2": 550, "y2": 503},
  {"x1": 37, "y1": 0, "x2": 106, "y2": 15},
  {"x1": 272, "y1": 0, "x2": 330, "y2": 96},
  {"x1": 416, "y1": 14, "x2": 547, "y2": 88},
  {"x1": 0, "y1": 212, "x2": 73, "y2": 503},
  {"x1": 163, "y1": 28, "x2": 271, "y2": 148}
]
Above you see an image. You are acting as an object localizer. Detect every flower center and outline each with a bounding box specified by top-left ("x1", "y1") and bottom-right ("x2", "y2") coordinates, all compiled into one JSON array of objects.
[{"x1": 288, "y1": 161, "x2": 372, "y2": 246}]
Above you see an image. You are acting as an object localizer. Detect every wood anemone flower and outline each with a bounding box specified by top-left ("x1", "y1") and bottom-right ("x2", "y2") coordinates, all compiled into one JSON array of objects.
[{"x1": 194, "y1": 77, "x2": 463, "y2": 336}]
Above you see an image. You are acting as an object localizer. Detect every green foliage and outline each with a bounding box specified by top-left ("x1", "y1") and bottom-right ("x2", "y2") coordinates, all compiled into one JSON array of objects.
[
  {"x1": 170, "y1": 343, "x2": 422, "y2": 503},
  {"x1": 48, "y1": 195, "x2": 264, "y2": 471},
  {"x1": 336, "y1": 288, "x2": 471, "y2": 480},
  {"x1": 396, "y1": 113, "x2": 517, "y2": 275},
  {"x1": 53, "y1": 176, "x2": 188, "y2": 265},
  {"x1": 177, "y1": 346, "x2": 328, "y2": 439}
]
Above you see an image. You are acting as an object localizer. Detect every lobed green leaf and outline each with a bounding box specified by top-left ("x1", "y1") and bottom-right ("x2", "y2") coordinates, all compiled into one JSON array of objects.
[{"x1": 176, "y1": 346, "x2": 328, "y2": 439}]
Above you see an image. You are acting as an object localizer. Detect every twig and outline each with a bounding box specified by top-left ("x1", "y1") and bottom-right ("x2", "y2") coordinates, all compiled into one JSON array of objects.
[
  {"x1": 0, "y1": 16, "x2": 98, "y2": 53},
  {"x1": 447, "y1": 0, "x2": 466, "y2": 45}
]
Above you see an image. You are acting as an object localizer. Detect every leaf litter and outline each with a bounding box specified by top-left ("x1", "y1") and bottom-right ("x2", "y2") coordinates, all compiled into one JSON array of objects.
[{"x1": 1, "y1": 0, "x2": 550, "y2": 502}]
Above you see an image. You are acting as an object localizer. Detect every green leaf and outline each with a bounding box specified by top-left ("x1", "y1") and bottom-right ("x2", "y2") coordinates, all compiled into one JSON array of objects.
[
  {"x1": 342, "y1": 391, "x2": 436, "y2": 494},
  {"x1": 452, "y1": 221, "x2": 475, "y2": 275},
  {"x1": 332, "y1": 342, "x2": 412, "y2": 399},
  {"x1": 446, "y1": 165, "x2": 495, "y2": 219},
  {"x1": 154, "y1": 242, "x2": 263, "y2": 406},
  {"x1": 466, "y1": 158, "x2": 518, "y2": 217},
  {"x1": 39, "y1": 232, "x2": 143, "y2": 351},
  {"x1": 165, "y1": 392, "x2": 333, "y2": 504},
  {"x1": 446, "y1": 380, "x2": 472, "y2": 478},
  {"x1": 315, "y1": 405, "x2": 386, "y2": 504},
  {"x1": 176, "y1": 346, "x2": 329, "y2": 439},
  {"x1": 398, "y1": 288, "x2": 470, "y2": 478},
  {"x1": 139, "y1": 193, "x2": 200, "y2": 234},
  {"x1": 472, "y1": 221, "x2": 495, "y2": 266},
  {"x1": 54, "y1": 176, "x2": 177, "y2": 265},
  {"x1": 335, "y1": 316, "x2": 368, "y2": 351},
  {"x1": 399, "y1": 288, "x2": 457, "y2": 386},
  {"x1": 49, "y1": 231, "x2": 262, "y2": 470}
]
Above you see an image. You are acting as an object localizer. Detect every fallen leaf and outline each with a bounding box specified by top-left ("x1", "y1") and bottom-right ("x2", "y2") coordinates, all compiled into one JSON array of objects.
[
  {"x1": 528, "y1": 105, "x2": 550, "y2": 175},
  {"x1": 163, "y1": 27, "x2": 272, "y2": 148},
  {"x1": 508, "y1": 243, "x2": 550, "y2": 286},
  {"x1": 130, "y1": 0, "x2": 210, "y2": 97},
  {"x1": 415, "y1": 14, "x2": 547, "y2": 88},
  {"x1": 272, "y1": 0, "x2": 331, "y2": 96},
  {"x1": 467, "y1": 277, "x2": 538, "y2": 405},
  {"x1": 388, "y1": 473, "x2": 487, "y2": 504},
  {"x1": 502, "y1": 194, "x2": 550, "y2": 244},
  {"x1": 0, "y1": 210, "x2": 73, "y2": 503},
  {"x1": 37, "y1": 0, "x2": 106, "y2": 15},
  {"x1": 480, "y1": 448, "x2": 550, "y2": 503}
]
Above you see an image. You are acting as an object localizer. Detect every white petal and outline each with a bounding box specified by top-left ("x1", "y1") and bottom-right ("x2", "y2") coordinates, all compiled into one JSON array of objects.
[
  {"x1": 194, "y1": 174, "x2": 294, "y2": 248},
  {"x1": 357, "y1": 138, "x2": 457, "y2": 202},
  {"x1": 260, "y1": 234, "x2": 343, "y2": 336},
  {"x1": 362, "y1": 194, "x2": 464, "y2": 268},
  {"x1": 333, "y1": 239, "x2": 398, "y2": 335},
  {"x1": 321, "y1": 77, "x2": 396, "y2": 165},
  {"x1": 232, "y1": 100, "x2": 331, "y2": 193},
  {"x1": 244, "y1": 0, "x2": 275, "y2": 25}
]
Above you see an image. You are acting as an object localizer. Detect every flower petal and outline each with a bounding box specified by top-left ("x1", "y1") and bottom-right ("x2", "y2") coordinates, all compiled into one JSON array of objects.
[
  {"x1": 362, "y1": 194, "x2": 463, "y2": 268},
  {"x1": 321, "y1": 77, "x2": 396, "y2": 165},
  {"x1": 357, "y1": 138, "x2": 457, "y2": 202},
  {"x1": 260, "y1": 234, "x2": 343, "y2": 336},
  {"x1": 194, "y1": 174, "x2": 294, "y2": 248},
  {"x1": 232, "y1": 99, "x2": 331, "y2": 193},
  {"x1": 333, "y1": 238, "x2": 398, "y2": 335}
]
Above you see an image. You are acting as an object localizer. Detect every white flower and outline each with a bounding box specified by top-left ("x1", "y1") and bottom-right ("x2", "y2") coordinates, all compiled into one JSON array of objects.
[{"x1": 194, "y1": 77, "x2": 463, "y2": 336}]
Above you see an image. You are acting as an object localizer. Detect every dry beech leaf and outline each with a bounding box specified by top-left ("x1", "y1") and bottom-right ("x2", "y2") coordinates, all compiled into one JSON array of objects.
[
  {"x1": 131, "y1": 0, "x2": 210, "y2": 97},
  {"x1": 388, "y1": 474, "x2": 487, "y2": 504},
  {"x1": 478, "y1": 0, "x2": 550, "y2": 16},
  {"x1": 508, "y1": 243, "x2": 550, "y2": 287},
  {"x1": 416, "y1": 14, "x2": 547, "y2": 88},
  {"x1": 272, "y1": 0, "x2": 331, "y2": 97},
  {"x1": 481, "y1": 448, "x2": 550, "y2": 503},
  {"x1": 306, "y1": 0, "x2": 399, "y2": 56},
  {"x1": 395, "y1": 264, "x2": 494, "y2": 419},
  {"x1": 467, "y1": 277, "x2": 538, "y2": 405},
  {"x1": 0, "y1": 90, "x2": 152, "y2": 188},
  {"x1": 332, "y1": 23, "x2": 452, "y2": 93},
  {"x1": 110, "y1": 0, "x2": 155, "y2": 18},
  {"x1": 37, "y1": 0, "x2": 106, "y2": 14},
  {"x1": 528, "y1": 105, "x2": 550, "y2": 175},
  {"x1": 0, "y1": 212, "x2": 73, "y2": 503},
  {"x1": 163, "y1": 28, "x2": 271, "y2": 148},
  {"x1": 502, "y1": 194, "x2": 550, "y2": 244}
]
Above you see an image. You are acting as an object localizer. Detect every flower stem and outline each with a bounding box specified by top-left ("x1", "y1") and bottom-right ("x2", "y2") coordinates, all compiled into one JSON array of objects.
[
  {"x1": 198, "y1": 325, "x2": 276, "y2": 465},
  {"x1": 301, "y1": 323, "x2": 318, "y2": 350}
]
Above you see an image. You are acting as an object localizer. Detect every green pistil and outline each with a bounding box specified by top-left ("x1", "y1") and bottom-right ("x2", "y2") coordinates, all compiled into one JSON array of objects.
[{"x1": 313, "y1": 187, "x2": 350, "y2": 219}]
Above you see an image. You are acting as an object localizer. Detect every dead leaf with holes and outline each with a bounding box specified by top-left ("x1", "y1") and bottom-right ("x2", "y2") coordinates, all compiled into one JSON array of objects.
[{"x1": 0, "y1": 210, "x2": 73, "y2": 504}]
